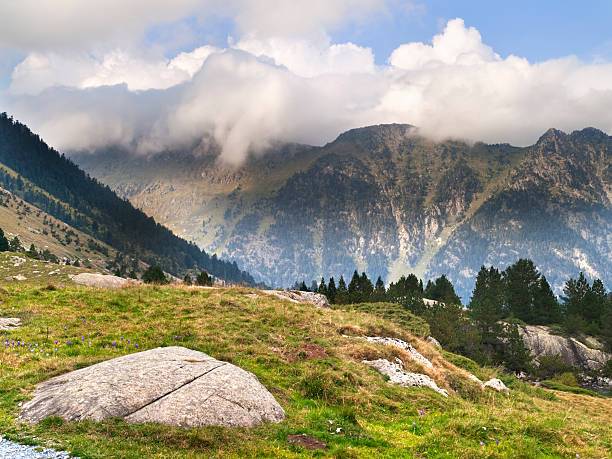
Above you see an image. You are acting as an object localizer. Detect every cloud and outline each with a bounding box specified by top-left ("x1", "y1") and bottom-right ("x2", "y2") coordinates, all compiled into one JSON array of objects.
[{"x1": 3, "y1": 16, "x2": 612, "y2": 166}]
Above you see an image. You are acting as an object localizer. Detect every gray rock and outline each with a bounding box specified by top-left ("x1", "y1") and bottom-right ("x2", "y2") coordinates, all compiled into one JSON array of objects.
[
  {"x1": 262, "y1": 290, "x2": 330, "y2": 308},
  {"x1": 426, "y1": 336, "x2": 442, "y2": 348},
  {"x1": 21, "y1": 346, "x2": 285, "y2": 428},
  {"x1": 70, "y1": 273, "x2": 137, "y2": 289},
  {"x1": 519, "y1": 325, "x2": 610, "y2": 371},
  {"x1": 363, "y1": 358, "x2": 448, "y2": 397},
  {"x1": 0, "y1": 318, "x2": 21, "y2": 330},
  {"x1": 483, "y1": 378, "x2": 510, "y2": 394}
]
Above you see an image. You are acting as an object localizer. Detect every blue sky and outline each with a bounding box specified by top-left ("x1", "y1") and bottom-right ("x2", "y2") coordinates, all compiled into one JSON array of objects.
[{"x1": 1, "y1": 0, "x2": 611, "y2": 161}]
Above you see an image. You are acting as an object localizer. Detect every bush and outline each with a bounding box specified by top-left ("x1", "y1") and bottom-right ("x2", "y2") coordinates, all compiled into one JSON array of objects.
[
  {"x1": 553, "y1": 372, "x2": 578, "y2": 387},
  {"x1": 535, "y1": 355, "x2": 573, "y2": 379},
  {"x1": 196, "y1": 270, "x2": 212, "y2": 286},
  {"x1": 142, "y1": 265, "x2": 168, "y2": 284}
]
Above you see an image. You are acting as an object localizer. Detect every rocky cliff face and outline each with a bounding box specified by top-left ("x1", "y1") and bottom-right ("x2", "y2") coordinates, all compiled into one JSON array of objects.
[
  {"x1": 74, "y1": 125, "x2": 612, "y2": 298},
  {"x1": 519, "y1": 325, "x2": 610, "y2": 371}
]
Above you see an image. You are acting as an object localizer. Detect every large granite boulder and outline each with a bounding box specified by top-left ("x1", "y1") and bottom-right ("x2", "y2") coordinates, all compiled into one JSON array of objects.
[
  {"x1": 21, "y1": 347, "x2": 285, "y2": 428},
  {"x1": 519, "y1": 325, "x2": 610, "y2": 371}
]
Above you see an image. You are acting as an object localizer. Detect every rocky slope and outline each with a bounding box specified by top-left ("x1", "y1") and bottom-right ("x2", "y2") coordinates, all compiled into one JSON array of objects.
[{"x1": 74, "y1": 125, "x2": 612, "y2": 298}]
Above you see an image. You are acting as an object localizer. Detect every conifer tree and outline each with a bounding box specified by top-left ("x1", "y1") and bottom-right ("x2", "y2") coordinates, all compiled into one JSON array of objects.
[
  {"x1": 503, "y1": 259, "x2": 540, "y2": 322},
  {"x1": 373, "y1": 276, "x2": 386, "y2": 302},
  {"x1": 0, "y1": 227, "x2": 8, "y2": 252},
  {"x1": 336, "y1": 275, "x2": 348, "y2": 304},
  {"x1": 470, "y1": 266, "x2": 504, "y2": 356},
  {"x1": 534, "y1": 275, "x2": 562, "y2": 324},
  {"x1": 327, "y1": 277, "x2": 337, "y2": 303},
  {"x1": 318, "y1": 277, "x2": 328, "y2": 296}
]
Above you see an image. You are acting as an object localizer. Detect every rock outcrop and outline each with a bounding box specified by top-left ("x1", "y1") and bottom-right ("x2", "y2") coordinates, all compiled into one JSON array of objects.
[
  {"x1": 70, "y1": 273, "x2": 137, "y2": 289},
  {"x1": 519, "y1": 325, "x2": 610, "y2": 371},
  {"x1": 363, "y1": 358, "x2": 448, "y2": 397},
  {"x1": 262, "y1": 290, "x2": 330, "y2": 308},
  {"x1": 21, "y1": 346, "x2": 285, "y2": 428}
]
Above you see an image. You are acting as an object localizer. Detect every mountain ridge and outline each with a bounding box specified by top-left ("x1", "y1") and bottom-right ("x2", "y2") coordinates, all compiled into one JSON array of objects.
[{"x1": 73, "y1": 123, "x2": 611, "y2": 298}]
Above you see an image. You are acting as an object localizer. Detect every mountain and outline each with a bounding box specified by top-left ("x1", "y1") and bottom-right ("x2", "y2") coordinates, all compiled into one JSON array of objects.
[
  {"x1": 0, "y1": 113, "x2": 255, "y2": 285},
  {"x1": 73, "y1": 124, "x2": 612, "y2": 299}
]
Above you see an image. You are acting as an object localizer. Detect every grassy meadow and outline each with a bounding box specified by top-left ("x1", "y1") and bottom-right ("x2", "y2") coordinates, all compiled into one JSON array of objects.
[{"x1": 0, "y1": 279, "x2": 610, "y2": 458}]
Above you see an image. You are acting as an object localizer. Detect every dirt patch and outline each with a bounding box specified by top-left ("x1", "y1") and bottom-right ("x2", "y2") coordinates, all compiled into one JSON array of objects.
[
  {"x1": 288, "y1": 343, "x2": 328, "y2": 362},
  {"x1": 287, "y1": 434, "x2": 328, "y2": 451}
]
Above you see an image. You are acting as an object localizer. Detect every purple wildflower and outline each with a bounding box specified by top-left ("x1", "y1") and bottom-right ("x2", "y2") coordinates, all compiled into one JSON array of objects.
[
  {"x1": 480, "y1": 441, "x2": 484, "y2": 446},
  {"x1": 135, "y1": 344, "x2": 139, "y2": 348},
  {"x1": 112, "y1": 341, "x2": 116, "y2": 347}
]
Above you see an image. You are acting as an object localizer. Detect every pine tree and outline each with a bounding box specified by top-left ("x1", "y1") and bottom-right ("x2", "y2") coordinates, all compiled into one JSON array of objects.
[
  {"x1": 9, "y1": 236, "x2": 22, "y2": 252},
  {"x1": 336, "y1": 275, "x2": 348, "y2": 304},
  {"x1": 142, "y1": 265, "x2": 168, "y2": 284},
  {"x1": 503, "y1": 259, "x2": 540, "y2": 322},
  {"x1": 298, "y1": 281, "x2": 309, "y2": 291},
  {"x1": 373, "y1": 276, "x2": 386, "y2": 302},
  {"x1": 470, "y1": 266, "x2": 504, "y2": 358},
  {"x1": 196, "y1": 270, "x2": 212, "y2": 286},
  {"x1": 424, "y1": 275, "x2": 461, "y2": 305},
  {"x1": 318, "y1": 277, "x2": 328, "y2": 296},
  {"x1": 359, "y1": 272, "x2": 374, "y2": 301},
  {"x1": 183, "y1": 274, "x2": 192, "y2": 285},
  {"x1": 0, "y1": 227, "x2": 8, "y2": 252},
  {"x1": 348, "y1": 270, "x2": 361, "y2": 302},
  {"x1": 535, "y1": 275, "x2": 562, "y2": 324},
  {"x1": 500, "y1": 323, "x2": 532, "y2": 373},
  {"x1": 327, "y1": 277, "x2": 337, "y2": 303}
]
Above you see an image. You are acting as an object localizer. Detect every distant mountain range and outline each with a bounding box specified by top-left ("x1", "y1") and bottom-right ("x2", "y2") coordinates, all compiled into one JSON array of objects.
[
  {"x1": 0, "y1": 113, "x2": 255, "y2": 285},
  {"x1": 73, "y1": 123, "x2": 611, "y2": 300}
]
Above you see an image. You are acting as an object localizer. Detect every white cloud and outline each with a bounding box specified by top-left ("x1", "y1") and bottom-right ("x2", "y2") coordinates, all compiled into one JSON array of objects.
[
  {"x1": 234, "y1": 37, "x2": 375, "y2": 77},
  {"x1": 3, "y1": 16, "x2": 612, "y2": 166}
]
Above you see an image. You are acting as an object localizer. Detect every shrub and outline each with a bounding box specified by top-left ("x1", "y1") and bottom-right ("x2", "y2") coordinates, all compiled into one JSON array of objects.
[
  {"x1": 535, "y1": 355, "x2": 572, "y2": 379},
  {"x1": 142, "y1": 265, "x2": 168, "y2": 284}
]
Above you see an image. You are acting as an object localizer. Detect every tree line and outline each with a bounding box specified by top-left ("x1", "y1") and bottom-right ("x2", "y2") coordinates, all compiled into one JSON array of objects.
[{"x1": 294, "y1": 258, "x2": 611, "y2": 372}]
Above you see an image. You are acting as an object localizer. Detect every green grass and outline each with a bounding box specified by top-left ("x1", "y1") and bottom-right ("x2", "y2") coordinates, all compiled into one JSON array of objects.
[
  {"x1": 333, "y1": 302, "x2": 430, "y2": 338},
  {"x1": 540, "y1": 380, "x2": 602, "y2": 397},
  {"x1": 0, "y1": 283, "x2": 610, "y2": 458}
]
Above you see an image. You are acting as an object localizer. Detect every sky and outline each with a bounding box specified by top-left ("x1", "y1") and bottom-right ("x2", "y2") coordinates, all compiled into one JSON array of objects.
[{"x1": 0, "y1": 0, "x2": 611, "y2": 164}]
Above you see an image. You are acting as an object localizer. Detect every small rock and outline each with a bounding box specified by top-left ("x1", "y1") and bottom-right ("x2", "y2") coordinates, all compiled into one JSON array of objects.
[
  {"x1": 0, "y1": 318, "x2": 21, "y2": 330},
  {"x1": 483, "y1": 378, "x2": 510, "y2": 394},
  {"x1": 365, "y1": 336, "x2": 433, "y2": 369},
  {"x1": 363, "y1": 358, "x2": 448, "y2": 397},
  {"x1": 426, "y1": 336, "x2": 442, "y2": 348},
  {"x1": 263, "y1": 290, "x2": 330, "y2": 308},
  {"x1": 287, "y1": 434, "x2": 328, "y2": 451}
]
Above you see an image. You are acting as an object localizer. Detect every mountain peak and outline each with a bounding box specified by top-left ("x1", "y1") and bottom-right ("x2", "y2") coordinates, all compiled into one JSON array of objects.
[{"x1": 536, "y1": 128, "x2": 567, "y2": 145}]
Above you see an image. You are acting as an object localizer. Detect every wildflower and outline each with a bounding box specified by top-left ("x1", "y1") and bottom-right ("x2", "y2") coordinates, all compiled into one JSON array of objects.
[
  {"x1": 54, "y1": 348, "x2": 58, "y2": 351},
  {"x1": 412, "y1": 422, "x2": 415, "y2": 426},
  {"x1": 88, "y1": 342, "x2": 91, "y2": 345},
  {"x1": 419, "y1": 425, "x2": 422, "y2": 429},
  {"x1": 66, "y1": 340, "x2": 70, "y2": 344},
  {"x1": 121, "y1": 337, "x2": 124, "y2": 340},
  {"x1": 174, "y1": 335, "x2": 177, "y2": 340},
  {"x1": 480, "y1": 441, "x2": 484, "y2": 446},
  {"x1": 55, "y1": 340, "x2": 58, "y2": 344},
  {"x1": 81, "y1": 336, "x2": 84, "y2": 341},
  {"x1": 45, "y1": 353, "x2": 49, "y2": 356},
  {"x1": 496, "y1": 440, "x2": 499, "y2": 445},
  {"x1": 112, "y1": 342, "x2": 116, "y2": 347},
  {"x1": 135, "y1": 344, "x2": 139, "y2": 348},
  {"x1": 127, "y1": 340, "x2": 130, "y2": 343},
  {"x1": 419, "y1": 409, "x2": 423, "y2": 416},
  {"x1": 64, "y1": 327, "x2": 66, "y2": 330}
]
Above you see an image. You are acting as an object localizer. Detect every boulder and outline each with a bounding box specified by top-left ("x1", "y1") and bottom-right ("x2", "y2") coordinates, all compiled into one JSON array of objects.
[
  {"x1": 70, "y1": 273, "x2": 137, "y2": 289},
  {"x1": 519, "y1": 325, "x2": 610, "y2": 371},
  {"x1": 363, "y1": 358, "x2": 448, "y2": 397},
  {"x1": 426, "y1": 336, "x2": 442, "y2": 348},
  {"x1": 21, "y1": 346, "x2": 285, "y2": 428},
  {"x1": 483, "y1": 378, "x2": 510, "y2": 394},
  {"x1": 262, "y1": 290, "x2": 330, "y2": 308}
]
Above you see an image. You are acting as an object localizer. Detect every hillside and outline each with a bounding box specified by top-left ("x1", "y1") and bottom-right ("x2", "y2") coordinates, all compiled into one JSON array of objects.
[
  {"x1": 0, "y1": 280, "x2": 610, "y2": 457},
  {"x1": 0, "y1": 113, "x2": 255, "y2": 285},
  {"x1": 0, "y1": 188, "x2": 114, "y2": 271},
  {"x1": 74, "y1": 124, "x2": 612, "y2": 298}
]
